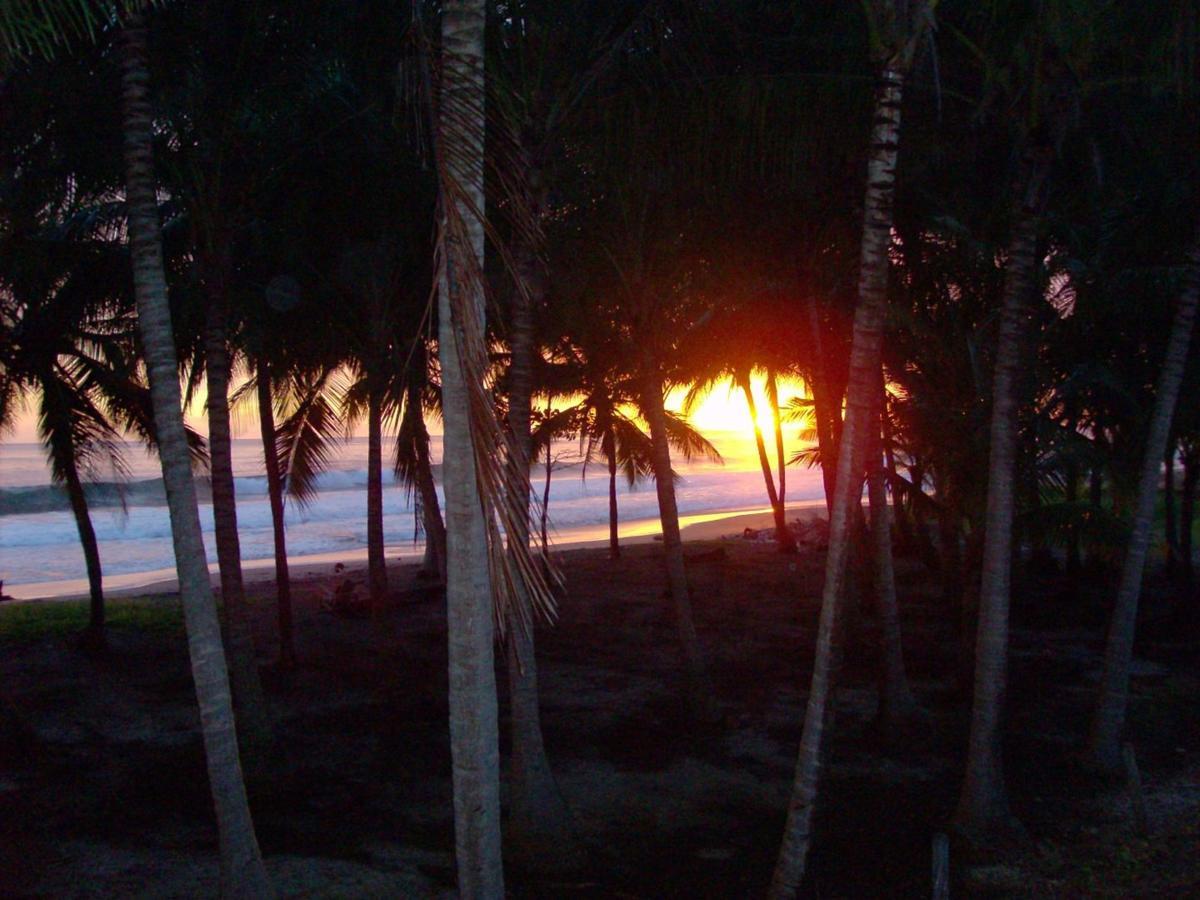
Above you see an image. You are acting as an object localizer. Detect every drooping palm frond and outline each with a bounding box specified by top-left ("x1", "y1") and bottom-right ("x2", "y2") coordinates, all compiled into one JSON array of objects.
[
  {"x1": 413, "y1": 9, "x2": 561, "y2": 641},
  {"x1": 0, "y1": 0, "x2": 159, "y2": 63},
  {"x1": 274, "y1": 367, "x2": 347, "y2": 509},
  {"x1": 661, "y1": 409, "x2": 722, "y2": 465}
]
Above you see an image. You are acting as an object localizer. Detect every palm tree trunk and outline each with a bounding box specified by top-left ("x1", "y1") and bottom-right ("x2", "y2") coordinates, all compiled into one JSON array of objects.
[
  {"x1": 119, "y1": 15, "x2": 270, "y2": 897},
  {"x1": 62, "y1": 448, "x2": 105, "y2": 646},
  {"x1": 366, "y1": 383, "x2": 387, "y2": 611},
  {"x1": 642, "y1": 372, "x2": 712, "y2": 712},
  {"x1": 440, "y1": 2, "x2": 504, "y2": 894},
  {"x1": 739, "y1": 370, "x2": 794, "y2": 552},
  {"x1": 806, "y1": 298, "x2": 837, "y2": 514},
  {"x1": 1087, "y1": 226, "x2": 1200, "y2": 771},
  {"x1": 953, "y1": 149, "x2": 1052, "y2": 834},
  {"x1": 204, "y1": 275, "x2": 269, "y2": 747},
  {"x1": 767, "y1": 367, "x2": 788, "y2": 510},
  {"x1": 607, "y1": 428, "x2": 620, "y2": 560},
  {"x1": 256, "y1": 357, "x2": 294, "y2": 669},
  {"x1": 770, "y1": 62, "x2": 908, "y2": 898},
  {"x1": 503, "y1": 188, "x2": 581, "y2": 870},
  {"x1": 869, "y1": 384, "x2": 917, "y2": 727},
  {"x1": 407, "y1": 380, "x2": 446, "y2": 581}
]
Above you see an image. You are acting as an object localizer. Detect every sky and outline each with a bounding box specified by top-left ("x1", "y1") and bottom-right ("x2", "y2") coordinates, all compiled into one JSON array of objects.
[{"x1": 3, "y1": 371, "x2": 815, "y2": 474}]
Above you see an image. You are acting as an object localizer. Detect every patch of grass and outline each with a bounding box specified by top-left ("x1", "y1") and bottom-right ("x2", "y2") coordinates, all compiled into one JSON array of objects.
[{"x1": 0, "y1": 596, "x2": 184, "y2": 644}]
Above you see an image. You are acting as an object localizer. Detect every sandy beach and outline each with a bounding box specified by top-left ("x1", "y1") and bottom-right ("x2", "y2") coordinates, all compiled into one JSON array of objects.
[{"x1": 5, "y1": 502, "x2": 829, "y2": 603}]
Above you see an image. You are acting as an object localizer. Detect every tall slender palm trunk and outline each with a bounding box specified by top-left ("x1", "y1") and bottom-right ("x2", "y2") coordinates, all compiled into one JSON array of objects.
[
  {"x1": 770, "y1": 62, "x2": 909, "y2": 898},
  {"x1": 606, "y1": 428, "x2": 621, "y2": 559},
  {"x1": 503, "y1": 175, "x2": 581, "y2": 870},
  {"x1": 405, "y1": 378, "x2": 446, "y2": 581},
  {"x1": 953, "y1": 149, "x2": 1051, "y2": 833},
  {"x1": 62, "y1": 448, "x2": 105, "y2": 645},
  {"x1": 256, "y1": 357, "x2": 294, "y2": 668},
  {"x1": 204, "y1": 284, "x2": 269, "y2": 747},
  {"x1": 1087, "y1": 225, "x2": 1200, "y2": 771},
  {"x1": 440, "y1": 2, "x2": 503, "y2": 894},
  {"x1": 869, "y1": 384, "x2": 917, "y2": 726},
  {"x1": 119, "y1": 15, "x2": 270, "y2": 897},
  {"x1": 806, "y1": 298, "x2": 837, "y2": 514},
  {"x1": 739, "y1": 369, "x2": 794, "y2": 551},
  {"x1": 642, "y1": 372, "x2": 713, "y2": 713},
  {"x1": 767, "y1": 368, "x2": 789, "y2": 509},
  {"x1": 366, "y1": 384, "x2": 387, "y2": 610}
]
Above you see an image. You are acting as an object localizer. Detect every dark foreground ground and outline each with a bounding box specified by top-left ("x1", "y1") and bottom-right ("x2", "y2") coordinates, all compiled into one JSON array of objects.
[{"x1": 1, "y1": 541, "x2": 1198, "y2": 897}]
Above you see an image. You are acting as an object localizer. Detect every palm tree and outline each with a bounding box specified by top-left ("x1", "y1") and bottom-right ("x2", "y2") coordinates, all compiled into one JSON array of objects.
[
  {"x1": 437, "y1": 0, "x2": 504, "y2": 892},
  {"x1": 3, "y1": 6, "x2": 271, "y2": 890},
  {"x1": 770, "y1": 2, "x2": 936, "y2": 894},
  {"x1": 0, "y1": 234, "x2": 157, "y2": 649},
  {"x1": 1086, "y1": 223, "x2": 1200, "y2": 770},
  {"x1": 117, "y1": 11, "x2": 272, "y2": 894}
]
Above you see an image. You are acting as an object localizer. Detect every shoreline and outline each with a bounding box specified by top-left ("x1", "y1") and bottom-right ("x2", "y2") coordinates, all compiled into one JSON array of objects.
[{"x1": 3, "y1": 501, "x2": 828, "y2": 603}]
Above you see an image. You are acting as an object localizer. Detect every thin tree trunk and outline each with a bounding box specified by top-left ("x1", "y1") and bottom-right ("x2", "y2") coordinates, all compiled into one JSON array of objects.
[
  {"x1": 869, "y1": 382, "x2": 917, "y2": 727},
  {"x1": 954, "y1": 149, "x2": 1052, "y2": 834},
  {"x1": 806, "y1": 298, "x2": 837, "y2": 514},
  {"x1": 204, "y1": 265, "x2": 269, "y2": 752},
  {"x1": 540, "y1": 441, "x2": 552, "y2": 554},
  {"x1": 738, "y1": 369, "x2": 793, "y2": 550},
  {"x1": 256, "y1": 357, "x2": 294, "y2": 669},
  {"x1": 881, "y1": 398, "x2": 915, "y2": 551},
  {"x1": 440, "y1": 2, "x2": 503, "y2": 894},
  {"x1": 770, "y1": 63, "x2": 909, "y2": 898},
  {"x1": 642, "y1": 372, "x2": 713, "y2": 713},
  {"x1": 119, "y1": 15, "x2": 270, "y2": 896},
  {"x1": 607, "y1": 428, "x2": 621, "y2": 560},
  {"x1": 767, "y1": 367, "x2": 789, "y2": 510},
  {"x1": 366, "y1": 383, "x2": 387, "y2": 611},
  {"x1": 504, "y1": 206, "x2": 583, "y2": 867},
  {"x1": 63, "y1": 448, "x2": 105, "y2": 647},
  {"x1": 1087, "y1": 226, "x2": 1200, "y2": 771},
  {"x1": 407, "y1": 379, "x2": 446, "y2": 581}
]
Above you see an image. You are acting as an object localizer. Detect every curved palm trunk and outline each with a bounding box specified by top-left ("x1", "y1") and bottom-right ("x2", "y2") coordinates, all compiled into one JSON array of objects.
[
  {"x1": 739, "y1": 370, "x2": 794, "y2": 552},
  {"x1": 770, "y1": 63, "x2": 908, "y2": 898},
  {"x1": 869, "y1": 385, "x2": 917, "y2": 727},
  {"x1": 256, "y1": 358, "x2": 294, "y2": 669},
  {"x1": 366, "y1": 384, "x2": 388, "y2": 611},
  {"x1": 953, "y1": 150, "x2": 1051, "y2": 833},
  {"x1": 1087, "y1": 226, "x2": 1199, "y2": 771},
  {"x1": 768, "y1": 367, "x2": 790, "y2": 507},
  {"x1": 204, "y1": 285, "x2": 269, "y2": 747},
  {"x1": 407, "y1": 380, "x2": 446, "y2": 581},
  {"x1": 440, "y1": 2, "x2": 503, "y2": 894},
  {"x1": 119, "y1": 15, "x2": 270, "y2": 896},
  {"x1": 607, "y1": 428, "x2": 620, "y2": 560},
  {"x1": 62, "y1": 448, "x2": 105, "y2": 645},
  {"x1": 642, "y1": 372, "x2": 712, "y2": 713}
]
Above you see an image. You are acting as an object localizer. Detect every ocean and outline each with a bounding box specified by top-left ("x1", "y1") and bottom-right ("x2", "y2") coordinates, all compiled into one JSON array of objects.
[{"x1": 0, "y1": 433, "x2": 825, "y2": 597}]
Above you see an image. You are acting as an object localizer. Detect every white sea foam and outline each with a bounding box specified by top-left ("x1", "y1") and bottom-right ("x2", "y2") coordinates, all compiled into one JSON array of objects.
[{"x1": 0, "y1": 435, "x2": 825, "y2": 587}]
